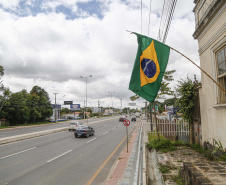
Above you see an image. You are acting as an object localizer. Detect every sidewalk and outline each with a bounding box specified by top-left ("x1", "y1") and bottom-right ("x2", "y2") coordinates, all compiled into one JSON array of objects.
[{"x1": 104, "y1": 123, "x2": 140, "y2": 184}]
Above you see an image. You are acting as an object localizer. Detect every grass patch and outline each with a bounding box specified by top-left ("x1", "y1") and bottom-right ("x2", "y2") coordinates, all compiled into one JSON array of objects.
[
  {"x1": 171, "y1": 170, "x2": 183, "y2": 185},
  {"x1": 147, "y1": 135, "x2": 185, "y2": 153},
  {"x1": 159, "y1": 163, "x2": 177, "y2": 174},
  {"x1": 147, "y1": 134, "x2": 226, "y2": 161}
]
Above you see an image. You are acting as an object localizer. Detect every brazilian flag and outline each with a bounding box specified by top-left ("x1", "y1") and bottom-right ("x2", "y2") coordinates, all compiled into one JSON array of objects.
[{"x1": 129, "y1": 33, "x2": 170, "y2": 103}]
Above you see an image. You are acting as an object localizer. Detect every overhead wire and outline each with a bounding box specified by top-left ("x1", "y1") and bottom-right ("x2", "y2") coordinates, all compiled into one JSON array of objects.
[
  {"x1": 141, "y1": 0, "x2": 143, "y2": 34},
  {"x1": 157, "y1": 0, "x2": 167, "y2": 41},
  {"x1": 159, "y1": 0, "x2": 172, "y2": 42},
  {"x1": 162, "y1": 0, "x2": 177, "y2": 43},
  {"x1": 157, "y1": 0, "x2": 177, "y2": 43},
  {"x1": 148, "y1": 0, "x2": 153, "y2": 36}
]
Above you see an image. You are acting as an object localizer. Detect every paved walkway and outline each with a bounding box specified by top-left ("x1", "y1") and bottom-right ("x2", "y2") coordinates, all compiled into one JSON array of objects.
[{"x1": 104, "y1": 123, "x2": 139, "y2": 185}]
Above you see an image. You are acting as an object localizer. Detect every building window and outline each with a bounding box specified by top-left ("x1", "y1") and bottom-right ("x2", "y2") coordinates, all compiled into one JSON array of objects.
[{"x1": 216, "y1": 46, "x2": 226, "y2": 104}]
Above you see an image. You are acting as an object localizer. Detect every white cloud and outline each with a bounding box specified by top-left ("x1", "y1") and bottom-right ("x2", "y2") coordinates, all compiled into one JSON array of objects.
[
  {"x1": 0, "y1": 0, "x2": 19, "y2": 10},
  {"x1": 0, "y1": 0, "x2": 200, "y2": 108}
]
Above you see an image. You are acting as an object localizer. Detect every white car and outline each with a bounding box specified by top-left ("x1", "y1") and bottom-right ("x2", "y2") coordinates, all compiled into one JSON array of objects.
[{"x1": 69, "y1": 122, "x2": 83, "y2": 131}]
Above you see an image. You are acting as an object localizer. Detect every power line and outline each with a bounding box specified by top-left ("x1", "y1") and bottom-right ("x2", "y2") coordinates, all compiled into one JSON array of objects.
[
  {"x1": 157, "y1": 0, "x2": 177, "y2": 43},
  {"x1": 162, "y1": 0, "x2": 177, "y2": 43},
  {"x1": 141, "y1": 0, "x2": 143, "y2": 34},
  {"x1": 148, "y1": 0, "x2": 153, "y2": 36}
]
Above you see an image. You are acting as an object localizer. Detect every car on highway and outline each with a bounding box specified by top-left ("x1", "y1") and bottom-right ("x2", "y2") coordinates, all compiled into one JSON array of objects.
[
  {"x1": 119, "y1": 117, "x2": 126, "y2": 122},
  {"x1": 74, "y1": 125, "x2": 95, "y2": 138},
  {"x1": 131, "y1": 117, "x2": 136, "y2": 122},
  {"x1": 69, "y1": 122, "x2": 83, "y2": 131}
]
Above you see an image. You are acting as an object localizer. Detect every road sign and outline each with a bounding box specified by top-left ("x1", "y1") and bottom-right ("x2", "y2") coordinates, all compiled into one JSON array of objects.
[
  {"x1": 128, "y1": 103, "x2": 136, "y2": 106},
  {"x1": 70, "y1": 104, "x2": 80, "y2": 110},
  {"x1": 123, "y1": 119, "x2": 130, "y2": 127},
  {"x1": 64, "y1": 101, "x2": 73, "y2": 105}
]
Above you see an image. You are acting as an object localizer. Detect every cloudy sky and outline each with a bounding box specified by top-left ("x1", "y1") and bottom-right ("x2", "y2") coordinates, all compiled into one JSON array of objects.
[{"x1": 0, "y1": 0, "x2": 200, "y2": 109}]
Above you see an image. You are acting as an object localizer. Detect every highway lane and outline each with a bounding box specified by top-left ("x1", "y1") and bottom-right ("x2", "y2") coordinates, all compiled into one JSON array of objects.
[
  {"x1": 0, "y1": 117, "x2": 116, "y2": 138},
  {"x1": 0, "y1": 117, "x2": 138, "y2": 185}
]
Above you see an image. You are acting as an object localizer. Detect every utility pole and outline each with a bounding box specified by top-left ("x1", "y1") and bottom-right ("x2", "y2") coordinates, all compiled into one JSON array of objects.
[
  {"x1": 108, "y1": 91, "x2": 115, "y2": 117},
  {"x1": 80, "y1": 75, "x2": 92, "y2": 124},
  {"x1": 83, "y1": 101, "x2": 85, "y2": 120},
  {"x1": 98, "y1": 100, "x2": 100, "y2": 117},
  {"x1": 120, "y1": 98, "x2": 122, "y2": 114},
  {"x1": 144, "y1": 101, "x2": 147, "y2": 118},
  {"x1": 53, "y1": 93, "x2": 59, "y2": 123}
]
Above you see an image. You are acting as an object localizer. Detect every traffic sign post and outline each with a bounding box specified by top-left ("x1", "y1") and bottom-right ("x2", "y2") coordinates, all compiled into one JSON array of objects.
[
  {"x1": 123, "y1": 119, "x2": 130, "y2": 153},
  {"x1": 123, "y1": 119, "x2": 130, "y2": 126}
]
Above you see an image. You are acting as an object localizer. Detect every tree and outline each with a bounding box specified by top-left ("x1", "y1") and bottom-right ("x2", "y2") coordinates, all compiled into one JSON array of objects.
[
  {"x1": 176, "y1": 77, "x2": 198, "y2": 124},
  {"x1": 60, "y1": 108, "x2": 71, "y2": 116},
  {"x1": 1, "y1": 86, "x2": 52, "y2": 125},
  {"x1": 163, "y1": 97, "x2": 177, "y2": 106},
  {"x1": 130, "y1": 70, "x2": 176, "y2": 101},
  {"x1": 0, "y1": 66, "x2": 11, "y2": 112},
  {"x1": 30, "y1": 86, "x2": 52, "y2": 122}
]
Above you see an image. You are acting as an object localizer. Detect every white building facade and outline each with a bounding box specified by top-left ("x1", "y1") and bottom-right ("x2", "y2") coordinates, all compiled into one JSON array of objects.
[{"x1": 193, "y1": 0, "x2": 226, "y2": 147}]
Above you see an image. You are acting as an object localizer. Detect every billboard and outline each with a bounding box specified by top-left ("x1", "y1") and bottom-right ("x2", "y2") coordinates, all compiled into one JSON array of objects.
[
  {"x1": 150, "y1": 105, "x2": 159, "y2": 112},
  {"x1": 64, "y1": 101, "x2": 73, "y2": 105},
  {"x1": 70, "y1": 104, "x2": 80, "y2": 110},
  {"x1": 51, "y1": 104, "x2": 61, "y2": 109},
  {"x1": 128, "y1": 103, "x2": 136, "y2": 106}
]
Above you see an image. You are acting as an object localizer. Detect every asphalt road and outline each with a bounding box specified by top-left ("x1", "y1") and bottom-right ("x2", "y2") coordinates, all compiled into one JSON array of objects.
[
  {"x1": 0, "y1": 117, "x2": 137, "y2": 185},
  {"x1": 0, "y1": 117, "x2": 115, "y2": 138}
]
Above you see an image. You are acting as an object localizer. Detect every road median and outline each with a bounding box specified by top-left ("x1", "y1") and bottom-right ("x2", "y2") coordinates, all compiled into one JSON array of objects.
[{"x1": 0, "y1": 127, "x2": 68, "y2": 145}]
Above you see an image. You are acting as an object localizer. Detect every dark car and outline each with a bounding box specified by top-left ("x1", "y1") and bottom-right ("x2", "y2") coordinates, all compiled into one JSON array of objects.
[
  {"x1": 131, "y1": 117, "x2": 136, "y2": 122},
  {"x1": 74, "y1": 125, "x2": 95, "y2": 138},
  {"x1": 119, "y1": 117, "x2": 126, "y2": 122}
]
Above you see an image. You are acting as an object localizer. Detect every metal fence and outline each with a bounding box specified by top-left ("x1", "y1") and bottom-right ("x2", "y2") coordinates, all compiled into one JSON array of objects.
[{"x1": 149, "y1": 120, "x2": 190, "y2": 138}]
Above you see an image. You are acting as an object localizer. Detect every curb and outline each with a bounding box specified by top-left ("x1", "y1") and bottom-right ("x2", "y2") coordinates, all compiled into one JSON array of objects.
[
  {"x1": 0, "y1": 127, "x2": 68, "y2": 145},
  {"x1": 147, "y1": 149, "x2": 165, "y2": 185}
]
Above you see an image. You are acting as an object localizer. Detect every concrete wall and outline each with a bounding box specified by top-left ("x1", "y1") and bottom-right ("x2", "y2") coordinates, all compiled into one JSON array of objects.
[{"x1": 194, "y1": 2, "x2": 226, "y2": 148}]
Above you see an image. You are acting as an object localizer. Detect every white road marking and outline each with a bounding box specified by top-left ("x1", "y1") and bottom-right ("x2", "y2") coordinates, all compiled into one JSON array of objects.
[
  {"x1": 47, "y1": 150, "x2": 72, "y2": 163},
  {"x1": 112, "y1": 128, "x2": 116, "y2": 130},
  {"x1": 0, "y1": 147, "x2": 36, "y2": 159},
  {"x1": 86, "y1": 138, "x2": 97, "y2": 143},
  {"x1": 118, "y1": 125, "x2": 121, "y2": 127},
  {"x1": 103, "y1": 131, "x2": 109, "y2": 135}
]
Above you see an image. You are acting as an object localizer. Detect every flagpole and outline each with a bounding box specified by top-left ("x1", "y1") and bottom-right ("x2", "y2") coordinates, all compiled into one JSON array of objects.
[
  {"x1": 126, "y1": 30, "x2": 226, "y2": 93},
  {"x1": 170, "y1": 47, "x2": 226, "y2": 94}
]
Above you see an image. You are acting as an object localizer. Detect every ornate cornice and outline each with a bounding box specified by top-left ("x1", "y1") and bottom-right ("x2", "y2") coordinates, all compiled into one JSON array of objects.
[{"x1": 193, "y1": 0, "x2": 225, "y2": 39}]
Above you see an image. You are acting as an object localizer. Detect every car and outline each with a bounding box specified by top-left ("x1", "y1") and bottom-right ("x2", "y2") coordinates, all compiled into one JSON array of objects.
[
  {"x1": 74, "y1": 125, "x2": 95, "y2": 138},
  {"x1": 69, "y1": 122, "x2": 83, "y2": 131},
  {"x1": 131, "y1": 117, "x2": 136, "y2": 122},
  {"x1": 119, "y1": 117, "x2": 126, "y2": 122}
]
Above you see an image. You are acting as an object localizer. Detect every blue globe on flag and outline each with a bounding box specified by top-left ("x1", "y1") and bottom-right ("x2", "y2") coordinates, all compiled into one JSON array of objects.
[{"x1": 141, "y1": 58, "x2": 156, "y2": 78}]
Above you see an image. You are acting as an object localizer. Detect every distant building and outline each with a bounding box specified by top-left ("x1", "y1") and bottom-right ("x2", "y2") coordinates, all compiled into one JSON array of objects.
[
  {"x1": 193, "y1": 0, "x2": 226, "y2": 147},
  {"x1": 91, "y1": 107, "x2": 102, "y2": 114},
  {"x1": 103, "y1": 109, "x2": 113, "y2": 115}
]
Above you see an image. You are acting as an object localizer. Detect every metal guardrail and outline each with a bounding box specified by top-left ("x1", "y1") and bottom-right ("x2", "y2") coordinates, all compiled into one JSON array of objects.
[{"x1": 120, "y1": 122, "x2": 144, "y2": 185}]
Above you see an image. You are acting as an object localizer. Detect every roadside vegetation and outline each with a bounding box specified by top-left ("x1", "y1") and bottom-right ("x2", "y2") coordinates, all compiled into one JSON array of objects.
[
  {"x1": 147, "y1": 134, "x2": 226, "y2": 161},
  {"x1": 147, "y1": 134, "x2": 226, "y2": 184}
]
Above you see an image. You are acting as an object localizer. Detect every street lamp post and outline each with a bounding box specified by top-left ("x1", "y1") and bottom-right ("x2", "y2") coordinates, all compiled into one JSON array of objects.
[
  {"x1": 108, "y1": 91, "x2": 115, "y2": 117},
  {"x1": 80, "y1": 75, "x2": 92, "y2": 124},
  {"x1": 53, "y1": 94, "x2": 65, "y2": 123},
  {"x1": 53, "y1": 93, "x2": 59, "y2": 123}
]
